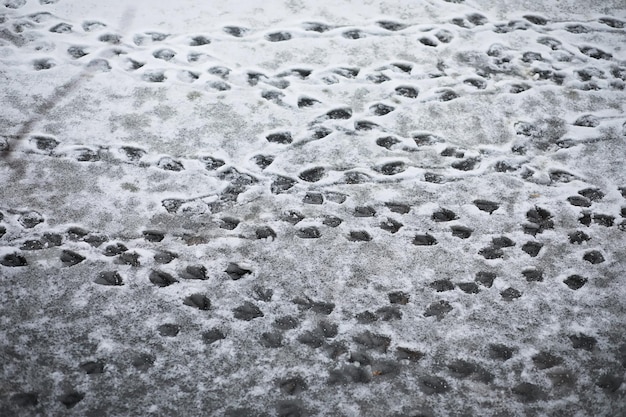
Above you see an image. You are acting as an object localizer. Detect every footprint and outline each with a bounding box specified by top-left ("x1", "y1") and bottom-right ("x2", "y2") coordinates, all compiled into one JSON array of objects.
[
  {"x1": 565, "y1": 24, "x2": 589, "y2": 34},
  {"x1": 583, "y1": 250, "x2": 604, "y2": 264},
  {"x1": 475, "y1": 271, "x2": 495, "y2": 288},
  {"x1": 149, "y1": 270, "x2": 177, "y2": 287},
  {"x1": 266, "y1": 132, "x2": 293, "y2": 145},
  {"x1": 50, "y1": 23, "x2": 72, "y2": 33},
  {"x1": 255, "y1": 226, "x2": 276, "y2": 240},
  {"x1": 323, "y1": 216, "x2": 343, "y2": 227},
  {"x1": 500, "y1": 288, "x2": 522, "y2": 301},
  {"x1": 354, "y1": 120, "x2": 379, "y2": 131},
  {"x1": 143, "y1": 71, "x2": 166, "y2": 82},
  {"x1": 522, "y1": 269, "x2": 543, "y2": 282},
  {"x1": 458, "y1": 282, "x2": 480, "y2": 294},
  {"x1": 451, "y1": 17, "x2": 469, "y2": 28},
  {"x1": 64, "y1": 147, "x2": 100, "y2": 162},
  {"x1": 350, "y1": 206, "x2": 374, "y2": 219},
  {"x1": 312, "y1": 127, "x2": 332, "y2": 140},
  {"x1": 564, "y1": 275, "x2": 587, "y2": 290},
  {"x1": 94, "y1": 271, "x2": 123, "y2": 286},
  {"x1": 178, "y1": 70, "x2": 199, "y2": 82},
  {"x1": 219, "y1": 217, "x2": 239, "y2": 230},
  {"x1": 464, "y1": 78, "x2": 486, "y2": 89},
  {"x1": 579, "y1": 46, "x2": 612, "y2": 60},
  {"x1": 189, "y1": 35, "x2": 210, "y2": 46},
  {"x1": 126, "y1": 58, "x2": 145, "y2": 70},
  {"x1": 479, "y1": 246, "x2": 503, "y2": 259},
  {"x1": 325, "y1": 192, "x2": 346, "y2": 204},
  {"x1": 157, "y1": 323, "x2": 180, "y2": 337},
  {"x1": 424, "y1": 300, "x2": 453, "y2": 319},
  {"x1": 271, "y1": 176, "x2": 297, "y2": 194},
  {"x1": 435, "y1": 30, "x2": 453, "y2": 43},
  {"x1": 18, "y1": 211, "x2": 44, "y2": 228},
  {"x1": 385, "y1": 202, "x2": 410, "y2": 214},
  {"x1": 299, "y1": 167, "x2": 325, "y2": 182},
  {"x1": 203, "y1": 328, "x2": 226, "y2": 344},
  {"x1": 302, "y1": 22, "x2": 331, "y2": 32},
  {"x1": 233, "y1": 302, "x2": 263, "y2": 320},
  {"x1": 380, "y1": 218, "x2": 402, "y2": 233},
  {"x1": 120, "y1": 146, "x2": 146, "y2": 161},
  {"x1": 431, "y1": 280, "x2": 454, "y2": 292},
  {"x1": 21, "y1": 240, "x2": 44, "y2": 250},
  {"x1": 377, "y1": 20, "x2": 407, "y2": 31},
  {"x1": 87, "y1": 59, "x2": 111, "y2": 72},
  {"x1": 567, "y1": 196, "x2": 591, "y2": 207},
  {"x1": 81, "y1": 20, "x2": 105, "y2": 31},
  {"x1": 187, "y1": 52, "x2": 208, "y2": 64},
  {"x1": 208, "y1": 66, "x2": 230, "y2": 79},
  {"x1": 116, "y1": 252, "x2": 140, "y2": 267},
  {"x1": 376, "y1": 161, "x2": 406, "y2": 175},
  {"x1": 325, "y1": 108, "x2": 352, "y2": 119},
  {"x1": 30, "y1": 135, "x2": 59, "y2": 151},
  {"x1": 153, "y1": 49, "x2": 176, "y2": 61},
  {"x1": 509, "y1": 83, "x2": 530, "y2": 93},
  {"x1": 523, "y1": 15, "x2": 548, "y2": 25},
  {"x1": 298, "y1": 96, "x2": 321, "y2": 108},
  {"x1": 225, "y1": 262, "x2": 252, "y2": 280},
  {"x1": 370, "y1": 103, "x2": 395, "y2": 116},
  {"x1": 1, "y1": 253, "x2": 28, "y2": 267},
  {"x1": 297, "y1": 227, "x2": 321, "y2": 239},
  {"x1": 99, "y1": 33, "x2": 122, "y2": 44},
  {"x1": 450, "y1": 225, "x2": 472, "y2": 238},
  {"x1": 413, "y1": 234, "x2": 437, "y2": 246},
  {"x1": 183, "y1": 294, "x2": 211, "y2": 310},
  {"x1": 33, "y1": 59, "x2": 55, "y2": 71},
  {"x1": 521, "y1": 241, "x2": 543, "y2": 257},
  {"x1": 436, "y1": 89, "x2": 459, "y2": 102},
  {"x1": 395, "y1": 85, "x2": 418, "y2": 98},
  {"x1": 261, "y1": 90, "x2": 284, "y2": 102},
  {"x1": 132, "y1": 32, "x2": 165, "y2": 45},
  {"x1": 5, "y1": 0, "x2": 26, "y2": 8},
  {"x1": 366, "y1": 73, "x2": 390, "y2": 84},
  {"x1": 207, "y1": 80, "x2": 231, "y2": 91},
  {"x1": 252, "y1": 155, "x2": 274, "y2": 170},
  {"x1": 473, "y1": 200, "x2": 499, "y2": 214},
  {"x1": 179, "y1": 265, "x2": 208, "y2": 280},
  {"x1": 343, "y1": 171, "x2": 371, "y2": 184},
  {"x1": 347, "y1": 231, "x2": 372, "y2": 242},
  {"x1": 223, "y1": 26, "x2": 248, "y2": 37},
  {"x1": 156, "y1": 157, "x2": 184, "y2": 171},
  {"x1": 154, "y1": 250, "x2": 177, "y2": 264},
  {"x1": 574, "y1": 115, "x2": 600, "y2": 128},
  {"x1": 266, "y1": 32, "x2": 291, "y2": 42},
  {"x1": 343, "y1": 29, "x2": 365, "y2": 39},
  {"x1": 332, "y1": 67, "x2": 359, "y2": 78},
  {"x1": 390, "y1": 62, "x2": 412, "y2": 73},
  {"x1": 303, "y1": 192, "x2": 323, "y2": 205},
  {"x1": 419, "y1": 37, "x2": 438, "y2": 47},
  {"x1": 598, "y1": 17, "x2": 624, "y2": 28},
  {"x1": 60, "y1": 250, "x2": 85, "y2": 267}
]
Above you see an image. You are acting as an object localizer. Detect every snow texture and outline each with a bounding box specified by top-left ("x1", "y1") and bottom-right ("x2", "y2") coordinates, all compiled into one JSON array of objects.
[{"x1": 1, "y1": 0, "x2": 625, "y2": 416}]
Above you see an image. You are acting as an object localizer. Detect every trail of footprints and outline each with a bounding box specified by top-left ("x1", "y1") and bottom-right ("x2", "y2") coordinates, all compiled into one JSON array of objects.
[
  {"x1": 3, "y1": 3, "x2": 626, "y2": 191},
  {"x1": 2, "y1": 1, "x2": 626, "y2": 415},
  {"x1": 1, "y1": 182, "x2": 625, "y2": 411},
  {"x1": 2, "y1": 183, "x2": 624, "y2": 275},
  {"x1": 1, "y1": 5, "x2": 625, "y2": 95},
  {"x1": 2, "y1": 2, "x2": 626, "y2": 183},
  {"x1": 8, "y1": 104, "x2": 626, "y2": 198}
]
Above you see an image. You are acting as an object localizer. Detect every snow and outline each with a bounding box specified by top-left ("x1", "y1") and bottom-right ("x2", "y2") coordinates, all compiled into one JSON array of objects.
[{"x1": 1, "y1": 0, "x2": 626, "y2": 415}]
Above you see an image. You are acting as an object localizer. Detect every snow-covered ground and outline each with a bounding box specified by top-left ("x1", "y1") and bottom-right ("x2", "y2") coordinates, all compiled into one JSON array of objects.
[{"x1": 1, "y1": 0, "x2": 625, "y2": 415}]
